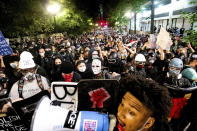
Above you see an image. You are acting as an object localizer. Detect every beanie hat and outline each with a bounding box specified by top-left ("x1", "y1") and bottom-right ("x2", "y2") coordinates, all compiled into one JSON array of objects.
[
  {"x1": 19, "y1": 51, "x2": 35, "y2": 69},
  {"x1": 60, "y1": 62, "x2": 74, "y2": 74}
]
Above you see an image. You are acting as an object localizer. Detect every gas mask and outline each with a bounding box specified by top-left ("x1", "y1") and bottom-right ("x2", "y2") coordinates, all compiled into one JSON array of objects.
[
  {"x1": 92, "y1": 59, "x2": 102, "y2": 75},
  {"x1": 169, "y1": 69, "x2": 180, "y2": 77},
  {"x1": 24, "y1": 72, "x2": 35, "y2": 82},
  {"x1": 10, "y1": 63, "x2": 18, "y2": 69}
]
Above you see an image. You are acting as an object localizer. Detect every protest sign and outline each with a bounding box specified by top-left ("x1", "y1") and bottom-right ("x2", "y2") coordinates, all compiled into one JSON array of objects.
[
  {"x1": 149, "y1": 34, "x2": 157, "y2": 49},
  {"x1": 0, "y1": 31, "x2": 13, "y2": 56},
  {"x1": 0, "y1": 98, "x2": 28, "y2": 131},
  {"x1": 156, "y1": 27, "x2": 171, "y2": 50}
]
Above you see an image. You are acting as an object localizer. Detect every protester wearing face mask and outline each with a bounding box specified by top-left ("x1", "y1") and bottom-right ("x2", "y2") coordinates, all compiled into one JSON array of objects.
[
  {"x1": 0, "y1": 70, "x2": 9, "y2": 98},
  {"x1": 91, "y1": 59, "x2": 103, "y2": 79},
  {"x1": 91, "y1": 58, "x2": 120, "y2": 79},
  {"x1": 107, "y1": 51, "x2": 124, "y2": 74},
  {"x1": 3, "y1": 55, "x2": 22, "y2": 96},
  {"x1": 129, "y1": 54, "x2": 146, "y2": 78},
  {"x1": 186, "y1": 52, "x2": 197, "y2": 71},
  {"x1": 145, "y1": 49, "x2": 165, "y2": 82},
  {"x1": 59, "y1": 46, "x2": 74, "y2": 64},
  {"x1": 161, "y1": 58, "x2": 192, "y2": 128},
  {"x1": 75, "y1": 60, "x2": 92, "y2": 79},
  {"x1": 116, "y1": 75, "x2": 172, "y2": 131},
  {"x1": 176, "y1": 48, "x2": 187, "y2": 64},
  {"x1": 54, "y1": 62, "x2": 81, "y2": 82},
  {"x1": 35, "y1": 48, "x2": 46, "y2": 69},
  {"x1": 9, "y1": 51, "x2": 50, "y2": 102},
  {"x1": 51, "y1": 57, "x2": 63, "y2": 81}
]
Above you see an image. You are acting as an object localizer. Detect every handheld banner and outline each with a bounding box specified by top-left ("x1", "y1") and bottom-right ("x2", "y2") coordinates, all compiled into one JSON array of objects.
[
  {"x1": 0, "y1": 31, "x2": 13, "y2": 56},
  {"x1": 51, "y1": 82, "x2": 78, "y2": 111},
  {"x1": 77, "y1": 79, "x2": 119, "y2": 114}
]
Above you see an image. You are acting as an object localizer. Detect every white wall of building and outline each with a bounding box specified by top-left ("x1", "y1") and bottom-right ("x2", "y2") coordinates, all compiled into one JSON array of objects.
[{"x1": 128, "y1": 0, "x2": 196, "y2": 33}]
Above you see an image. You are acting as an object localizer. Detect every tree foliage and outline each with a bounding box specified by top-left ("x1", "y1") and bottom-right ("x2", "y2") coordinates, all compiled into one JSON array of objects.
[
  {"x1": 106, "y1": 0, "x2": 147, "y2": 27},
  {"x1": 181, "y1": 0, "x2": 197, "y2": 46},
  {"x1": 0, "y1": 0, "x2": 93, "y2": 38}
]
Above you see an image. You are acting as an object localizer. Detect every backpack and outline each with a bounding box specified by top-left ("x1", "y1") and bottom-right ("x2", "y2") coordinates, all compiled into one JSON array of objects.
[{"x1": 18, "y1": 74, "x2": 44, "y2": 98}]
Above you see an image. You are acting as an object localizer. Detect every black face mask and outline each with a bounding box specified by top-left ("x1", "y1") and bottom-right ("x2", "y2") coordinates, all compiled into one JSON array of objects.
[
  {"x1": 55, "y1": 65, "x2": 61, "y2": 72},
  {"x1": 45, "y1": 51, "x2": 52, "y2": 57}
]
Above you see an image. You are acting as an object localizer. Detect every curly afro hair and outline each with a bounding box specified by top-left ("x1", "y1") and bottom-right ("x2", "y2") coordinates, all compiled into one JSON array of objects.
[{"x1": 119, "y1": 74, "x2": 172, "y2": 131}]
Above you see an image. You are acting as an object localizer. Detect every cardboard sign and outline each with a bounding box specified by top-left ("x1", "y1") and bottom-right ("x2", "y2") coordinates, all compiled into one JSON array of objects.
[
  {"x1": 149, "y1": 34, "x2": 157, "y2": 49},
  {"x1": 77, "y1": 80, "x2": 119, "y2": 114},
  {"x1": 0, "y1": 98, "x2": 28, "y2": 131},
  {"x1": 156, "y1": 27, "x2": 171, "y2": 50},
  {"x1": 51, "y1": 82, "x2": 78, "y2": 111},
  {"x1": 0, "y1": 31, "x2": 13, "y2": 56}
]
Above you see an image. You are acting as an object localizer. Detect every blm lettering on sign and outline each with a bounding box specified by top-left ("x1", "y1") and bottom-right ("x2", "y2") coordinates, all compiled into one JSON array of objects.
[{"x1": 0, "y1": 98, "x2": 28, "y2": 131}]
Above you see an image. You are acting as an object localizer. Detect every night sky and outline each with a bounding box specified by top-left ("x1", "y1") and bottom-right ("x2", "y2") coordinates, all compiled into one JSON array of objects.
[{"x1": 73, "y1": 0, "x2": 121, "y2": 19}]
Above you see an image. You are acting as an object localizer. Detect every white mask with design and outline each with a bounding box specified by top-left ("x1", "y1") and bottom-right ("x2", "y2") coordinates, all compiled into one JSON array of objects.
[{"x1": 92, "y1": 59, "x2": 102, "y2": 75}]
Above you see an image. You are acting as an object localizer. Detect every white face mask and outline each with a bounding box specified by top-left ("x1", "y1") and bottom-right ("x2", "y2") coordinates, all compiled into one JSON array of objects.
[
  {"x1": 39, "y1": 53, "x2": 45, "y2": 57},
  {"x1": 10, "y1": 63, "x2": 18, "y2": 69},
  {"x1": 78, "y1": 66, "x2": 86, "y2": 72},
  {"x1": 92, "y1": 59, "x2": 102, "y2": 75}
]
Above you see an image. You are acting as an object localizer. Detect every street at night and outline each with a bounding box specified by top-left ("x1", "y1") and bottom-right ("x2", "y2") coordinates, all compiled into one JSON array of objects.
[{"x1": 0, "y1": 0, "x2": 197, "y2": 131}]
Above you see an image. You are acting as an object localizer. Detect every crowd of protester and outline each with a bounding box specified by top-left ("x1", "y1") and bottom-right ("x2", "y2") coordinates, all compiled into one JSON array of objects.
[{"x1": 0, "y1": 29, "x2": 197, "y2": 131}]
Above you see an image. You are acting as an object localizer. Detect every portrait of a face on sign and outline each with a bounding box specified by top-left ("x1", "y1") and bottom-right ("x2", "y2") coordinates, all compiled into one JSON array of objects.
[
  {"x1": 77, "y1": 80, "x2": 119, "y2": 113},
  {"x1": 51, "y1": 82, "x2": 78, "y2": 111}
]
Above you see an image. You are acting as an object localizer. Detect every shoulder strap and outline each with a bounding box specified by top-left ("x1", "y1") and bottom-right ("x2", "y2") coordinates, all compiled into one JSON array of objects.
[
  {"x1": 18, "y1": 79, "x2": 24, "y2": 98},
  {"x1": 35, "y1": 74, "x2": 44, "y2": 90},
  {"x1": 18, "y1": 74, "x2": 44, "y2": 99}
]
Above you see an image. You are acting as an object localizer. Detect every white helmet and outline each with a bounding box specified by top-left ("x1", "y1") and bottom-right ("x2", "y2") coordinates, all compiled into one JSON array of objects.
[
  {"x1": 135, "y1": 54, "x2": 146, "y2": 62},
  {"x1": 20, "y1": 51, "x2": 34, "y2": 60}
]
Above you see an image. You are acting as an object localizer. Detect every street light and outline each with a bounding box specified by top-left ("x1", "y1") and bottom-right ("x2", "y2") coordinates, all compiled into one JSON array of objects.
[
  {"x1": 125, "y1": 11, "x2": 133, "y2": 34},
  {"x1": 154, "y1": 1, "x2": 159, "y2": 5},
  {"x1": 125, "y1": 11, "x2": 133, "y2": 19},
  {"x1": 47, "y1": 3, "x2": 61, "y2": 32}
]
